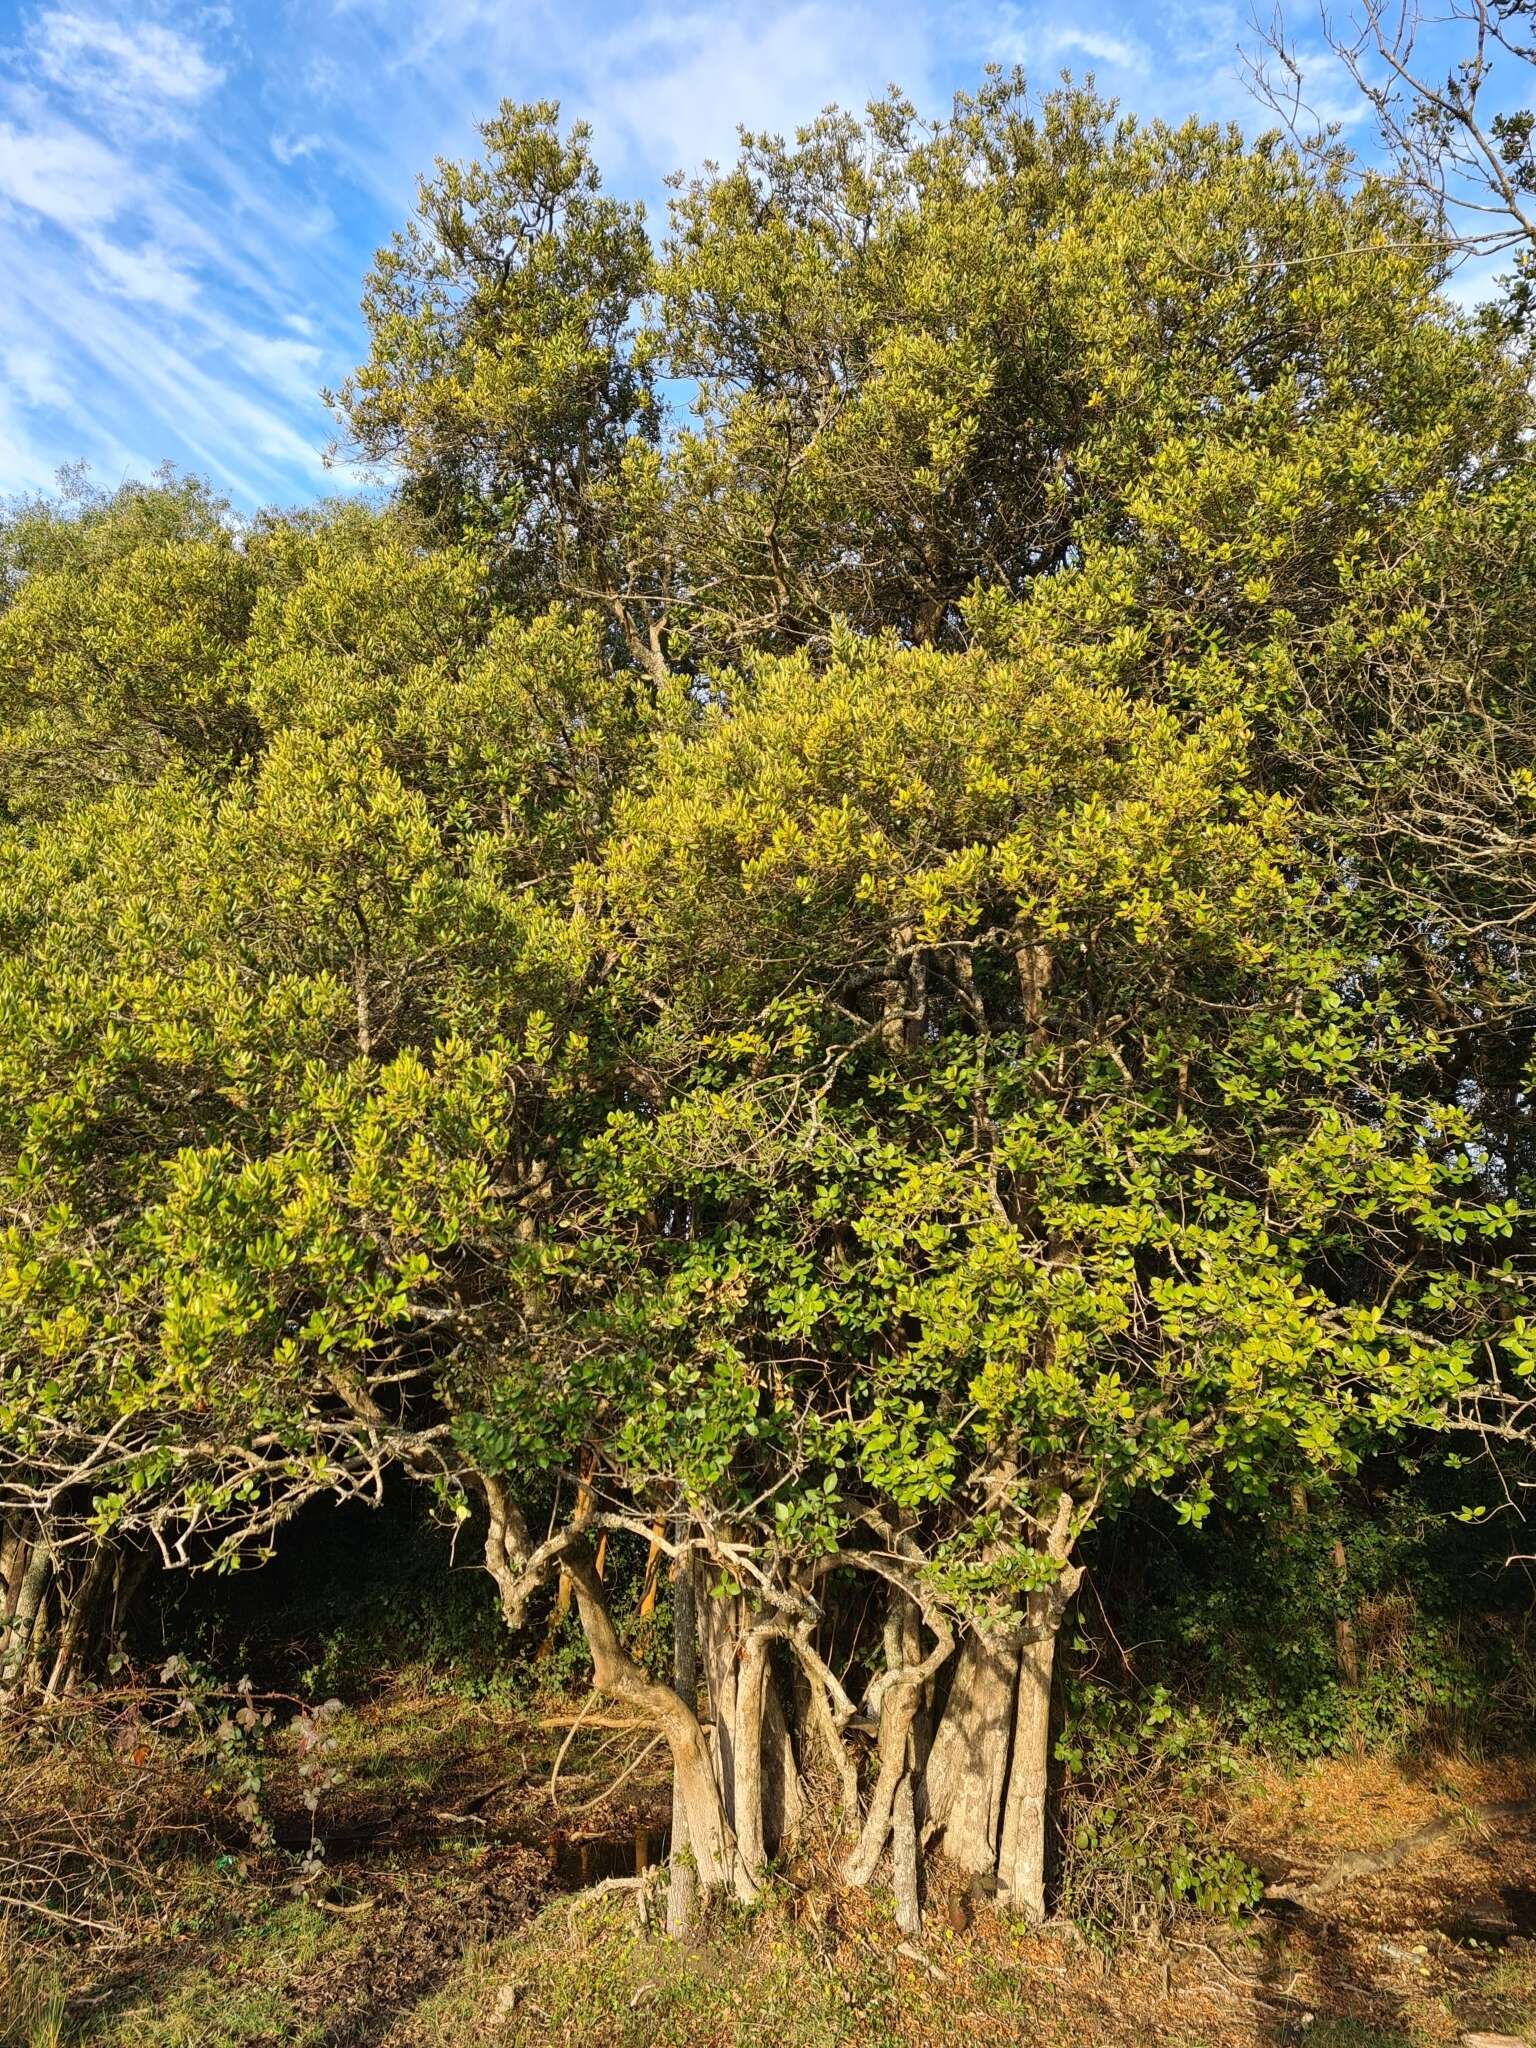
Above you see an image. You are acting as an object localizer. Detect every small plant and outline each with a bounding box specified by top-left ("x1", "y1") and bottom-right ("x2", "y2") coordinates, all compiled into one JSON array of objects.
[
  {"x1": 1053, "y1": 1680, "x2": 1263, "y2": 1942},
  {"x1": 111, "y1": 1658, "x2": 348, "y2": 1891}
]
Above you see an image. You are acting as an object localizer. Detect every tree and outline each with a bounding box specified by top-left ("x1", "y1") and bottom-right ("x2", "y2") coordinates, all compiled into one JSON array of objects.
[
  {"x1": 0, "y1": 468, "x2": 260, "y2": 821},
  {"x1": 6, "y1": 72, "x2": 1535, "y2": 1936},
  {"x1": 462, "y1": 630, "x2": 1505, "y2": 1917},
  {"x1": 0, "y1": 495, "x2": 648, "y2": 1701},
  {"x1": 337, "y1": 77, "x2": 1483, "y2": 672},
  {"x1": 329, "y1": 103, "x2": 668, "y2": 685}
]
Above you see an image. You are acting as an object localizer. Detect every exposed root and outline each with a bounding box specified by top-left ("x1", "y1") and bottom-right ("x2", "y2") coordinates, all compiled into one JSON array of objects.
[{"x1": 1264, "y1": 1799, "x2": 1536, "y2": 1907}]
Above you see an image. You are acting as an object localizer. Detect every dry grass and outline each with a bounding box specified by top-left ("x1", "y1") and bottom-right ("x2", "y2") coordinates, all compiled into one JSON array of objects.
[
  {"x1": 4, "y1": 1687, "x2": 1535, "y2": 2048},
  {"x1": 0, "y1": 1704, "x2": 212, "y2": 1950}
]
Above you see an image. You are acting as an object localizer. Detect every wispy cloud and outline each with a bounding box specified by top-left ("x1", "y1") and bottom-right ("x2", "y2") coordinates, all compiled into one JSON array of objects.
[
  {"x1": 0, "y1": 116, "x2": 132, "y2": 229},
  {"x1": 82, "y1": 231, "x2": 201, "y2": 310},
  {"x1": 569, "y1": 2, "x2": 940, "y2": 181},
  {"x1": 0, "y1": 0, "x2": 1480, "y2": 511},
  {"x1": 2, "y1": 339, "x2": 72, "y2": 413},
  {"x1": 29, "y1": 9, "x2": 225, "y2": 131},
  {"x1": 1038, "y1": 25, "x2": 1150, "y2": 74}
]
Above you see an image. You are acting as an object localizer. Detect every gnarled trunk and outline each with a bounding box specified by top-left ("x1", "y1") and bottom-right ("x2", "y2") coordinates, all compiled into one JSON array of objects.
[
  {"x1": 917, "y1": 1516, "x2": 1081, "y2": 1918},
  {"x1": 841, "y1": 1587, "x2": 951, "y2": 1926},
  {"x1": 698, "y1": 1570, "x2": 804, "y2": 1879},
  {"x1": 563, "y1": 1540, "x2": 755, "y2": 1902}
]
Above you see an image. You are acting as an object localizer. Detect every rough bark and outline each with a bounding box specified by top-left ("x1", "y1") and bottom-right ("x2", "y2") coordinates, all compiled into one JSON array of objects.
[
  {"x1": 0, "y1": 1531, "x2": 52, "y2": 1704},
  {"x1": 1332, "y1": 1536, "x2": 1360, "y2": 1689},
  {"x1": 761, "y1": 1656, "x2": 805, "y2": 1854},
  {"x1": 842, "y1": 1589, "x2": 949, "y2": 1911},
  {"x1": 698, "y1": 1572, "x2": 803, "y2": 1861},
  {"x1": 797, "y1": 1631, "x2": 861, "y2": 1829},
  {"x1": 0, "y1": 1520, "x2": 20, "y2": 1619},
  {"x1": 891, "y1": 1762, "x2": 921, "y2": 1937},
  {"x1": 733, "y1": 1626, "x2": 771, "y2": 1882},
  {"x1": 478, "y1": 1470, "x2": 533, "y2": 1630},
  {"x1": 698, "y1": 1577, "x2": 741, "y2": 1825},
  {"x1": 564, "y1": 1540, "x2": 754, "y2": 1903},
  {"x1": 45, "y1": 1540, "x2": 113, "y2": 1700},
  {"x1": 922, "y1": 1631, "x2": 1020, "y2": 1876}
]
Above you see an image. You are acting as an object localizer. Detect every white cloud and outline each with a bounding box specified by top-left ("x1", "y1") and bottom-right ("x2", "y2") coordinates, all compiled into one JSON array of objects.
[
  {"x1": 0, "y1": 118, "x2": 132, "y2": 229},
  {"x1": 30, "y1": 11, "x2": 225, "y2": 115},
  {"x1": 271, "y1": 131, "x2": 322, "y2": 164},
  {"x1": 82, "y1": 231, "x2": 200, "y2": 310},
  {"x1": 226, "y1": 328, "x2": 324, "y2": 402},
  {"x1": 1039, "y1": 25, "x2": 1149, "y2": 73},
  {"x1": 574, "y1": 2, "x2": 939, "y2": 183},
  {"x1": 2, "y1": 339, "x2": 72, "y2": 411}
]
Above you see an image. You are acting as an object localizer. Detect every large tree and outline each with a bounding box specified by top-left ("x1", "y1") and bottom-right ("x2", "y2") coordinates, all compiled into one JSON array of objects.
[{"x1": 5, "y1": 68, "x2": 1534, "y2": 1934}]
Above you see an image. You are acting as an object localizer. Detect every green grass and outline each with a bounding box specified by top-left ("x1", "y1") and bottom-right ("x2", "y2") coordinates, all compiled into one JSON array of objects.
[
  {"x1": 0, "y1": 1934, "x2": 70, "y2": 2048},
  {"x1": 78, "y1": 1895, "x2": 357, "y2": 2048}
]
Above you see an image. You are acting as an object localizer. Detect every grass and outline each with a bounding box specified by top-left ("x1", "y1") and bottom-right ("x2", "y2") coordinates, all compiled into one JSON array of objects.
[
  {"x1": 399, "y1": 1888, "x2": 1231, "y2": 2048},
  {"x1": 0, "y1": 1934, "x2": 69, "y2": 2048},
  {"x1": 8, "y1": 1677, "x2": 1536, "y2": 2048},
  {"x1": 75, "y1": 1892, "x2": 355, "y2": 2048}
]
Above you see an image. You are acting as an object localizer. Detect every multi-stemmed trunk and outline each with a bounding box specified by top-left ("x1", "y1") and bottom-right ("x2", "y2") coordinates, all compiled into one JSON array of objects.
[
  {"x1": 549, "y1": 1509, "x2": 1080, "y2": 1937},
  {"x1": 563, "y1": 1540, "x2": 756, "y2": 1901}
]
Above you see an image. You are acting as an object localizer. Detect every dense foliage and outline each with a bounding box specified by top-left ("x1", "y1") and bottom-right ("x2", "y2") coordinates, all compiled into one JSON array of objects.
[{"x1": 2, "y1": 73, "x2": 1533, "y2": 1932}]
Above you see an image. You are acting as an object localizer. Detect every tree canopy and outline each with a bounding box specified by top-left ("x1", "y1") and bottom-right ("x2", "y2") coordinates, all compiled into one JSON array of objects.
[{"x1": 2, "y1": 72, "x2": 1533, "y2": 1926}]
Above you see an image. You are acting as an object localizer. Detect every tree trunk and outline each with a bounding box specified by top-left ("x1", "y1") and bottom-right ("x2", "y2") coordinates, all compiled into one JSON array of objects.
[
  {"x1": 0, "y1": 1531, "x2": 52, "y2": 1705},
  {"x1": 106, "y1": 1543, "x2": 152, "y2": 1664},
  {"x1": 733, "y1": 1627, "x2": 770, "y2": 1882},
  {"x1": 697, "y1": 1576, "x2": 740, "y2": 1825},
  {"x1": 1332, "y1": 1537, "x2": 1360, "y2": 1689},
  {"x1": 997, "y1": 1608, "x2": 1058, "y2": 1921},
  {"x1": 842, "y1": 1590, "x2": 936, "y2": 1907},
  {"x1": 761, "y1": 1655, "x2": 805, "y2": 1855},
  {"x1": 922, "y1": 1631, "x2": 1019, "y2": 1876},
  {"x1": 667, "y1": 1541, "x2": 700, "y2": 1937},
  {"x1": 45, "y1": 1541, "x2": 113, "y2": 1700},
  {"x1": 564, "y1": 1541, "x2": 754, "y2": 1903},
  {"x1": 0, "y1": 1519, "x2": 21, "y2": 1620},
  {"x1": 892, "y1": 1760, "x2": 921, "y2": 1937},
  {"x1": 697, "y1": 1572, "x2": 804, "y2": 1862}
]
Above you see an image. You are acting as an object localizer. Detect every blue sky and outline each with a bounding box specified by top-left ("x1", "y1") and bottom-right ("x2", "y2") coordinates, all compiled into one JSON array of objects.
[{"x1": 0, "y1": 0, "x2": 1427, "y2": 510}]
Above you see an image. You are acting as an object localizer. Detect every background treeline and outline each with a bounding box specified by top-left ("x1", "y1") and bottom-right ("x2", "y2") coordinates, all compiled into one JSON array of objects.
[{"x1": 3, "y1": 69, "x2": 1536, "y2": 1938}]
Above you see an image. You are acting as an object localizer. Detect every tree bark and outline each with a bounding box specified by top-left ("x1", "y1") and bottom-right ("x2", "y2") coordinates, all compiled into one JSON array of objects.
[
  {"x1": 667, "y1": 1540, "x2": 700, "y2": 1937},
  {"x1": 564, "y1": 1540, "x2": 754, "y2": 1903},
  {"x1": 842, "y1": 1589, "x2": 944, "y2": 1910},
  {"x1": 892, "y1": 1759, "x2": 921, "y2": 1937},
  {"x1": 733, "y1": 1626, "x2": 771, "y2": 1882},
  {"x1": 997, "y1": 1606, "x2": 1059, "y2": 1921},
  {"x1": 1332, "y1": 1536, "x2": 1360, "y2": 1689},
  {"x1": 45, "y1": 1541, "x2": 113, "y2": 1700},
  {"x1": 922, "y1": 1631, "x2": 1020, "y2": 1876},
  {"x1": 0, "y1": 1531, "x2": 52, "y2": 1705},
  {"x1": 698, "y1": 1575, "x2": 740, "y2": 1825},
  {"x1": 697, "y1": 1572, "x2": 803, "y2": 1860},
  {"x1": 0, "y1": 1519, "x2": 20, "y2": 1620},
  {"x1": 761, "y1": 1655, "x2": 805, "y2": 1855}
]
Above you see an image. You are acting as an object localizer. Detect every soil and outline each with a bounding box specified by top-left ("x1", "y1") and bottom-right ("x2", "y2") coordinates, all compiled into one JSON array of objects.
[{"x1": 273, "y1": 1849, "x2": 553, "y2": 2048}]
